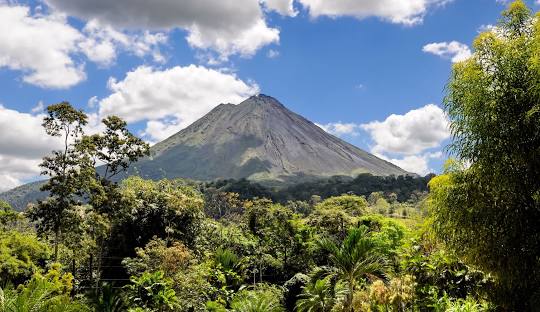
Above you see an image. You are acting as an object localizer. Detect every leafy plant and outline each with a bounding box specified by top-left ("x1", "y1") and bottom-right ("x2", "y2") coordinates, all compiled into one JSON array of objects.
[
  {"x1": 125, "y1": 271, "x2": 178, "y2": 312},
  {"x1": 316, "y1": 226, "x2": 388, "y2": 311},
  {"x1": 230, "y1": 284, "x2": 285, "y2": 312}
]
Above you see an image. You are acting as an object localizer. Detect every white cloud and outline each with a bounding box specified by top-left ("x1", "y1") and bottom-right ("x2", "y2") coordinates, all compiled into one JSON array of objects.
[
  {"x1": 423, "y1": 41, "x2": 472, "y2": 62},
  {"x1": 141, "y1": 119, "x2": 185, "y2": 144},
  {"x1": 0, "y1": 4, "x2": 169, "y2": 89},
  {"x1": 380, "y1": 152, "x2": 442, "y2": 176},
  {"x1": 186, "y1": 19, "x2": 279, "y2": 61},
  {"x1": 267, "y1": 49, "x2": 280, "y2": 58},
  {"x1": 361, "y1": 104, "x2": 450, "y2": 175},
  {"x1": 297, "y1": 0, "x2": 452, "y2": 25},
  {"x1": 87, "y1": 96, "x2": 98, "y2": 108},
  {"x1": 361, "y1": 104, "x2": 450, "y2": 156},
  {"x1": 79, "y1": 20, "x2": 168, "y2": 66},
  {"x1": 45, "y1": 0, "x2": 279, "y2": 61},
  {"x1": 0, "y1": 105, "x2": 62, "y2": 191},
  {"x1": 0, "y1": 5, "x2": 86, "y2": 88},
  {"x1": 318, "y1": 104, "x2": 449, "y2": 175},
  {"x1": 31, "y1": 101, "x2": 45, "y2": 114},
  {"x1": 263, "y1": 0, "x2": 298, "y2": 16},
  {"x1": 97, "y1": 65, "x2": 259, "y2": 142},
  {"x1": 316, "y1": 122, "x2": 360, "y2": 137}
]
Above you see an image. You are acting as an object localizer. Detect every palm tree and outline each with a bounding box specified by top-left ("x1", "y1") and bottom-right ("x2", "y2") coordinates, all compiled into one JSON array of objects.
[
  {"x1": 317, "y1": 226, "x2": 387, "y2": 312},
  {"x1": 231, "y1": 288, "x2": 285, "y2": 312},
  {"x1": 295, "y1": 278, "x2": 338, "y2": 312}
]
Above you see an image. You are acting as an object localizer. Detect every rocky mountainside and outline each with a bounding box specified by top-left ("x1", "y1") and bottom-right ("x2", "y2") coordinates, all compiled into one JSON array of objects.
[{"x1": 128, "y1": 94, "x2": 408, "y2": 181}]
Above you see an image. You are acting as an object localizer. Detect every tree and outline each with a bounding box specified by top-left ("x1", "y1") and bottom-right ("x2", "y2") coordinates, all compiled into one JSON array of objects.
[
  {"x1": 81, "y1": 115, "x2": 149, "y2": 214},
  {"x1": 28, "y1": 102, "x2": 88, "y2": 260},
  {"x1": 243, "y1": 199, "x2": 311, "y2": 282},
  {"x1": 315, "y1": 195, "x2": 367, "y2": 217},
  {"x1": 430, "y1": 1, "x2": 540, "y2": 308},
  {"x1": 317, "y1": 227, "x2": 387, "y2": 312},
  {"x1": 296, "y1": 278, "x2": 338, "y2": 312},
  {"x1": 204, "y1": 190, "x2": 243, "y2": 220},
  {"x1": 101, "y1": 177, "x2": 204, "y2": 281},
  {"x1": 0, "y1": 231, "x2": 50, "y2": 284},
  {"x1": 0, "y1": 201, "x2": 20, "y2": 230},
  {"x1": 308, "y1": 195, "x2": 367, "y2": 241}
]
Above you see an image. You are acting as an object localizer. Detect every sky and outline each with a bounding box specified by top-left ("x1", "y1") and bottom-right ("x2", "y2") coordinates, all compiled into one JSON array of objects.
[{"x1": 0, "y1": 0, "x2": 534, "y2": 191}]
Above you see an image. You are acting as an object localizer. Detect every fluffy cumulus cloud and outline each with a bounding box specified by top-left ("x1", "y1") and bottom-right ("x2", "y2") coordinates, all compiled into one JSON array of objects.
[
  {"x1": 97, "y1": 65, "x2": 259, "y2": 142},
  {"x1": 0, "y1": 5, "x2": 86, "y2": 88},
  {"x1": 297, "y1": 0, "x2": 452, "y2": 25},
  {"x1": 361, "y1": 104, "x2": 450, "y2": 175},
  {"x1": 263, "y1": 0, "x2": 298, "y2": 17},
  {"x1": 361, "y1": 104, "x2": 450, "y2": 155},
  {"x1": 381, "y1": 152, "x2": 443, "y2": 176},
  {"x1": 316, "y1": 122, "x2": 360, "y2": 137},
  {"x1": 0, "y1": 4, "x2": 168, "y2": 88},
  {"x1": 423, "y1": 41, "x2": 472, "y2": 63},
  {"x1": 45, "y1": 0, "x2": 279, "y2": 61},
  {"x1": 0, "y1": 105, "x2": 62, "y2": 191},
  {"x1": 79, "y1": 20, "x2": 168, "y2": 65}
]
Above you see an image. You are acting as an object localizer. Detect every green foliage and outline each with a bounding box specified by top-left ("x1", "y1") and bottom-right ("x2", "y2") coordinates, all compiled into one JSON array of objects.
[
  {"x1": 29, "y1": 103, "x2": 88, "y2": 260},
  {"x1": 315, "y1": 195, "x2": 368, "y2": 216},
  {"x1": 317, "y1": 226, "x2": 388, "y2": 311},
  {"x1": 204, "y1": 191, "x2": 243, "y2": 220},
  {"x1": 103, "y1": 177, "x2": 204, "y2": 281},
  {"x1": 171, "y1": 262, "x2": 215, "y2": 311},
  {"x1": 0, "y1": 231, "x2": 50, "y2": 284},
  {"x1": 401, "y1": 231, "x2": 492, "y2": 309},
  {"x1": 434, "y1": 0, "x2": 540, "y2": 308},
  {"x1": 116, "y1": 176, "x2": 204, "y2": 245},
  {"x1": 206, "y1": 300, "x2": 228, "y2": 312},
  {"x1": 308, "y1": 196, "x2": 357, "y2": 241},
  {"x1": 125, "y1": 271, "x2": 178, "y2": 312},
  {"x1": 91, "y1": 283, "x2": 125, "y2": 312},
  {"x1": 243, "y1": 199, "x2": 312, "y2": 282},
  {"x1": 359, "y1": 216, "x2": 406, "y2": 261},
  {"x1": 296, "y1": 277, "x2": 337, "y2": 312},
  {"x1": 230, "y1": 284, "x2": 285, "y2": 312},
  {"x1": 0, "y1": 265, "x2": 87, "y2": 312},
  {"x1": 123, "y1": 238, "x2": 192, "y2": 278},
  {"x1": 352, "y1": 275, "x2": 416, "y2": 312},
  {"x1": 0, "y1": 201, "x2": 20, "y2": 230},
  {"x1": 211, "y1": 248, "x2": 244, "y2": 292},
  {"x1": 205, "y1": 174, "x2": 432, "y2": 205}
]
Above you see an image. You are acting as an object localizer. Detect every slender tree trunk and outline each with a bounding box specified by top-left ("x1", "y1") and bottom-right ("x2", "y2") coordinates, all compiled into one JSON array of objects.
[
  {"x1": 54, "y1": 226, "x2": 60, "y2": 261},
  {"x1": 346, "y1": 277, "x2": 354, "y2": 312}
]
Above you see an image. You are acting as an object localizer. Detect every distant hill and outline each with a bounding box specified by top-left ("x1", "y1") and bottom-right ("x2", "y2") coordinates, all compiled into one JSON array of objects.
[
  {"x1": 1, "y1": 94, "x2": 410, "y2": 210},
  {"x1": 0, "y1": 180, "x2": 47, "y2": 211}
]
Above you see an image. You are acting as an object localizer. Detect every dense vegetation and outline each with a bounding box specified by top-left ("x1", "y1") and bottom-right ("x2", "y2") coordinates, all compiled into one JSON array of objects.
[{"x1": 1, "y1": 1, "x2": 539, "y2": 311}]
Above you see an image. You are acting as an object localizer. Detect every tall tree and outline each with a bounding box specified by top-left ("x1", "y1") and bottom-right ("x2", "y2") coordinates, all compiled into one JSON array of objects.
[
  {"x1": 429, "y1": 1, "x2": 540, "y2": 308},
  {"x1": 28, "y1": 102, "x2": 88, "y2": 260},
  {"x1": 317, "y1": 227, "x2": 387, "y2": 312},
  {"x1": 80, "y1": 115, "x2": 149, "y2": 214}
]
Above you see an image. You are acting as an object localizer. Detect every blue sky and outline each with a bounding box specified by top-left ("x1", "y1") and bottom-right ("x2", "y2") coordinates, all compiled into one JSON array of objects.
[{"x1": 0, "y1": 0, "x2": 534, "y2": 190}]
